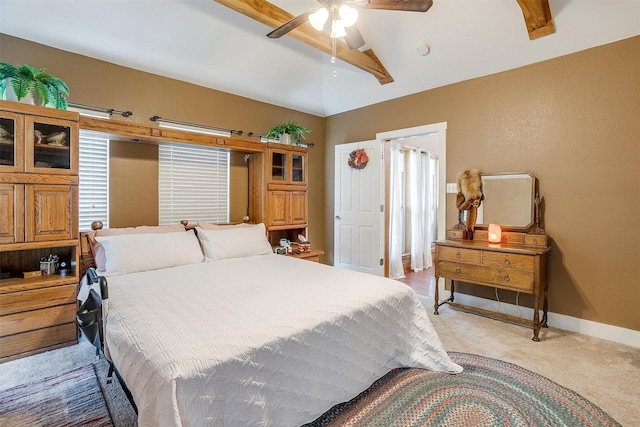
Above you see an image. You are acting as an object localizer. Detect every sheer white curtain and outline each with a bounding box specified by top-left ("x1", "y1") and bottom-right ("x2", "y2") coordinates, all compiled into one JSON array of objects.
[
  {"x1": 409, "y1": 150, "x2": 433, "y2": 272},
  {"x1": 388, "y1": 141, "x2": 405, "y2": 279}
]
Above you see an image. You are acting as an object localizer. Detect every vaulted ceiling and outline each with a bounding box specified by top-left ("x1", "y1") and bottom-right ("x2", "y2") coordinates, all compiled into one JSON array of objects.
[{"x1": 1, "y1": 0, "x2": 638, "y2": 117}]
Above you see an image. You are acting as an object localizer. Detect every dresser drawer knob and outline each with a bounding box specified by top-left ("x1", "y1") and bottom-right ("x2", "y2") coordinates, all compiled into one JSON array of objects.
[
  {"x1": 503, "y1": 274, "x2": 510, "y2": 282},
  {"x1": 455, "y1": 267, "x2": 461, "y2": 274},
  {"x1": 504, "y1": 256, "x2": 510, "y2": 265},
  {"x1": 456, "y1": 250, "x2": 461, "y2": 258}
]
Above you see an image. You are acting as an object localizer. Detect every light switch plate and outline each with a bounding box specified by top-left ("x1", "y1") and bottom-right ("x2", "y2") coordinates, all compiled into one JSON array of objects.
[{"x1": 446, "y1": 183, "x2": 458, "y2": 194}]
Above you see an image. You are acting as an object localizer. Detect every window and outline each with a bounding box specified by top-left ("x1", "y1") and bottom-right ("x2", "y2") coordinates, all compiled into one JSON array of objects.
[
  {"x1": 158, "y1": 142, "x2": 229, "y2": 225},
  {"x1": 78, "y1": 131, "x2": 109, "y2": 231}
]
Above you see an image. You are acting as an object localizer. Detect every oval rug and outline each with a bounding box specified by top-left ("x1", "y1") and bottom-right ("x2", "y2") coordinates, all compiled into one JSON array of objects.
[{"x1": 306, "y1": 352, "x2": 621, "y2": 427}]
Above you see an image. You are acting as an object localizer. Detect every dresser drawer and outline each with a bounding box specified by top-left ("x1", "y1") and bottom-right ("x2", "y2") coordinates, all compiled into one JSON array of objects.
[
  {"x1": 481, "y1": 251, "x2": 535, "y2": 272},
  {"x1": 0, "y1": 303, "x2": 76, "y2": 336},
  {"x1": 524, "y1": 234, "x2": 548, "y2": 247},
  {"x1": 0, "y1": 284, "x2": 77, "y2": 316},
  {"x1": 438, "y1": 261, "x2": 535, "y2": 292},
  {"x1": 438, "y1": 246, "x2": 481, "y2": 264},
  {"x1": 0, "y1": 322, "x2": 77, "y2": 360}
]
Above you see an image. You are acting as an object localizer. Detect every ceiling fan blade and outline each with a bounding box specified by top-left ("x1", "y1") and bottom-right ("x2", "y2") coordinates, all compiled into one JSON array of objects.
[
  {"x1": 357, "y1": 0, "x2": 433, "y2": 12},
  {"x1": 344, "y1": 25, "x2": 365, "y2": 50},
  {"x1": 267, "y1": 9, "x2": 315, "y2": 38}
]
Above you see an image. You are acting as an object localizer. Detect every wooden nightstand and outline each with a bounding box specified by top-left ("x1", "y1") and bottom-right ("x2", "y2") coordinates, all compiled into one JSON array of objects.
[{"x1": 288, "y1": 249, "x2": 324, "y2": 263}]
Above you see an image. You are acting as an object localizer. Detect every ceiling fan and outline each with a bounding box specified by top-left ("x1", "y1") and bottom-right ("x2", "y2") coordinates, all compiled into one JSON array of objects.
[
  {"x1": 213, "y1": 0, "x2": 553, "y2": 84},
  {"x1": 267, "y1": 0, "x2": 433, "y2": 50}
]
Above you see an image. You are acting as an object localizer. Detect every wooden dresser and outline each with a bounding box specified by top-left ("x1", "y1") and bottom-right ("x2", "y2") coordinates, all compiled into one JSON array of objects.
[{"x1": 434, "y1": 233, "x2": 550, "y2": 341}]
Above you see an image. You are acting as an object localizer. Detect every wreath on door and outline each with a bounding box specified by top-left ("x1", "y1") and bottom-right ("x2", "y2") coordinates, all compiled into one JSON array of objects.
[{"x1": 348, "y1": 149, "x2": 369, "y2": 169}]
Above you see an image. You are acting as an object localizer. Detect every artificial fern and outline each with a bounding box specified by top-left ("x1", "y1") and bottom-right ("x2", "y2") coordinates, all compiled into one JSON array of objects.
[
  {"x1": 265, "y1": 120, "x2": 311, "y2": 145},
  {"x1": 0, "y1": 62, "x2": 69, "y2": 109}
]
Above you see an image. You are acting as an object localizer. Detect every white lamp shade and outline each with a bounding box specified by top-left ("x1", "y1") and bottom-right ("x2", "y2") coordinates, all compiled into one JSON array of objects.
[
  {"x1": 339, "y1": 5, "x2": 358, "y2": 27},
  {"x1": 330, "y1": 19, "x2": 347, "y2": 38},
  {"x1": 488, "y1": 224, "x2": 502, "y2": 243},
  {"x1": 309, "y1": 8, "x2": 329, "y2": 31}
]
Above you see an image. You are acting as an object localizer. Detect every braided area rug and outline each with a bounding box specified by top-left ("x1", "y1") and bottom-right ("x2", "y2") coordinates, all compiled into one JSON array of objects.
[
  {"x1": 0, "y1": 364, "x2": 112, "y2": 426},
  {"x1": 306, "y1": 352, "x2": 620, "y2": 427}
]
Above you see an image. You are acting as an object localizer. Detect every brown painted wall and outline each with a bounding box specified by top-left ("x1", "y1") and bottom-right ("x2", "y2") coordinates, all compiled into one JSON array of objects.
[
  {"x1": 230, "y1": 151, "x2": 249, "y2": 221},
  {"x1": 324, "y1": 36, "x2": 640, "y2": 331},
  {"x1": 0, "y1": 34, "x2": 326, "y2": 251},
  {"x1": 109, "y1": 140, "x2": 158, "y2": 227}
]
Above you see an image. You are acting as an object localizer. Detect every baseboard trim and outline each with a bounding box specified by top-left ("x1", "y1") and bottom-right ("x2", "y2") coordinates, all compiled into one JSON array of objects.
[{"x1": 424, "y1": 291, "x2": 639, "y2": 348}]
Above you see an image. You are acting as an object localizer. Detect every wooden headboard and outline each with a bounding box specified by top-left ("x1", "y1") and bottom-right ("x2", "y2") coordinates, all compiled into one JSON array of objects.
[{"x1": 79, "y1": 231, "x2": 96, "y2": 278}]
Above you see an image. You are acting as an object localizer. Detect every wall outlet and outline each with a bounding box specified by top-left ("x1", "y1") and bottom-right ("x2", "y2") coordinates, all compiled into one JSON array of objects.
[{"x1": 446, "y1": 183, "x2": 458, "y2": 194}]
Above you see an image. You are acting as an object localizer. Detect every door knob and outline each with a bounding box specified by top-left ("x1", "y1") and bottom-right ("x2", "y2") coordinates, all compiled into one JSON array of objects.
[{"x1": 335, "y1": 215, "x2": 342, "y2": 221}]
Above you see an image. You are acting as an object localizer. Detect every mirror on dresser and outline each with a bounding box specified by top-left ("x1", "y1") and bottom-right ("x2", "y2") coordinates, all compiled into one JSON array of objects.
[{"x1": 476, "y1": 172, "x2": 536, "y2": 231}]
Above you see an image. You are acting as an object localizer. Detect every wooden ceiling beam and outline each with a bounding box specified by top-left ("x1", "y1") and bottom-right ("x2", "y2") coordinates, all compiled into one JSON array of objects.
[
  {"x1": 213, "y1": 0, "x2": 394, "y2": 84},
  {"x1": 516, "y1": 0, "x2": 555, "y2": 40}
]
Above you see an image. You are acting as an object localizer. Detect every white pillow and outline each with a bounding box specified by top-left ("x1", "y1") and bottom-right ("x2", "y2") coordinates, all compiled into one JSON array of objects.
[
  {"x1": 88, "y1": 224, "x2": 185, "y2": 272},
  {"x1": 195, "y1": 223, "x2": 273, "y2": 261},
  {"x1": 96, "y1": 230, "x2": 204, "y2": 276}
]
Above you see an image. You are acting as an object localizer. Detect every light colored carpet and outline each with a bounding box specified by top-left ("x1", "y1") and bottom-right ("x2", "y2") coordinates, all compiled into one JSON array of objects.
[{"x1": 0, "y1": 338, "x2": 96, "y2": 389}]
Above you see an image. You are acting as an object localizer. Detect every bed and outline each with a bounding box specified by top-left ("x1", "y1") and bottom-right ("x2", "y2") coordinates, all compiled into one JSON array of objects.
[{"x1": 80, "y1": 223, "x2": 462, "y2": 426}]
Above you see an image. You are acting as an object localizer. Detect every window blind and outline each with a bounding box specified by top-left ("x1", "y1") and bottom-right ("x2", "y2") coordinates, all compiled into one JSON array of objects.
[
  {"x1": 78, "y1": 131, "x2": 109, "y2": 231},
  {"x1": 158, "y1": 142, "x2": 229, "y2": 225}
]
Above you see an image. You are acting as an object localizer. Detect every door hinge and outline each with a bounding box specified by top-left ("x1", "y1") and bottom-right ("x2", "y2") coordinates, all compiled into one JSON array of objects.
[
  {"x1": 380, "y1": 205, "x2": 384, "y2": 212},
  {"x1": 380, "y1": 258, "x2": 384, "y2": 266}
]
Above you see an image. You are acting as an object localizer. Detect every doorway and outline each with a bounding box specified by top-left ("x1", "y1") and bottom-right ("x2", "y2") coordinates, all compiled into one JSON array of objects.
[
  {"x1": 377, "y1": 123, "x2": 447, "y2": 278},
  {"x1": 332, "y1": 123, "x2": 447, "y2": 279},
  {"x1": 387, "y1": 142, "x2": 439, "y2": 279}
]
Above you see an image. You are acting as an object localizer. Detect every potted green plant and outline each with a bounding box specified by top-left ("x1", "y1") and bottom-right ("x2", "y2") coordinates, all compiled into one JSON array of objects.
[
  {"x1": 265, "y1": 121, "x2": 310, "y2": 146},
  {"x1": 0, "y1": 62, "x2": 70, "y2": 110}
]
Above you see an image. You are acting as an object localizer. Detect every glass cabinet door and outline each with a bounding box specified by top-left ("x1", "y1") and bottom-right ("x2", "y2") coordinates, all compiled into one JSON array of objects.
[
  {"x1": 271, "y1": 151, "x2": 286, "y2": 181},
  {"x1": 291, "y1": 154, "x2": 305, "y2": 183},
  {"x1": 0, "y1": 112, "x2": 24, "y2": 172},
  {"x1": 25, "y1": 117, "x2": 77, "y2": 174}
]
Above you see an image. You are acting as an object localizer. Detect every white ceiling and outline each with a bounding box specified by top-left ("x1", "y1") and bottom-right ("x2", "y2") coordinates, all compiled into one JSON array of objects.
[{"x1": 1, "y1": 0, "x2": 638, "y2": 117}]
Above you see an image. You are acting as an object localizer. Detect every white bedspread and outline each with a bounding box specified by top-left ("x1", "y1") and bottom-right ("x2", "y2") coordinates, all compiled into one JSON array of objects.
[{"x1": 104, "y1": 254, "x2": 462, "y2": 426}]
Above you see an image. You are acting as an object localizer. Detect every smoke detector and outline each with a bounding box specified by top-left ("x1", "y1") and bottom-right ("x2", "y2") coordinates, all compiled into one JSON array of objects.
[{"x1": 416, "y1": 42, "x2": 431, "y2": 56}]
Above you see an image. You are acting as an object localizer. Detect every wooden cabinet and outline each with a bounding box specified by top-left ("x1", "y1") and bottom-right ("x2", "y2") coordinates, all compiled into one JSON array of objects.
[
  {"x1": 268, "y1": 147, "x2": 307, "y2": 185},
  {"x1": 250, "y1": 143, "x2": 310, "y2": 246},
  {"x1": 0, "y1": 110, "x2": 24, "y2": 173},
  {"x1": 0, "y1": 184, "x2": 77, "y2": 245},
  {"x1": 267, "y1": 190, "x2": 307, "y2": 228},
  {"x1": 0, "y1": 100, "x2": 80, "y2": 362},
  {"x1": 0, "y1": 183, "x2": 24, "y2": 244},
  {"x1": 0, "y1": 102, "x2": 78, "y2": 176},
  {"x1": 26, "y1": 184, "x2": 78, "y2": 242},
  {"x1": 434, "y1": 236, "x2": 550, "y2": 341}
]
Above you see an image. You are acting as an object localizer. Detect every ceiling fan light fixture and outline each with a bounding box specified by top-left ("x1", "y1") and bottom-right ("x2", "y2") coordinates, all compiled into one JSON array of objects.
[
  {"x1": 308, "y1": 7, "x2": 329, "y2": 31},
  {"x1": 330, "y1": 19, "x2": 347, "y2": 38},
  {"x1": 338, "y1": 5, "x2": 358, "y2": 27}
]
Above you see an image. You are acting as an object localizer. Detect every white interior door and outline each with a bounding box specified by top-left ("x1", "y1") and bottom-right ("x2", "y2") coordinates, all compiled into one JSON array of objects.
[{"x1": 334, "y1": 140, "x2": 383, "y2": 275}]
